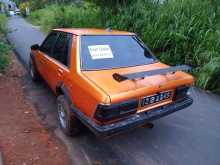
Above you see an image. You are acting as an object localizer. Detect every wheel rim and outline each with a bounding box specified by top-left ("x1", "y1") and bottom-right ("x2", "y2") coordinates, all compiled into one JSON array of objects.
[
  {"x1": 30, "y1": 65, "x2": 34, "y2": 78},
  {"x1": 30, "y1": 61, "x2": 34, "y2": 78},
  {"x1": 58, "y1": 103, "x2": 67, "y2": 129}
]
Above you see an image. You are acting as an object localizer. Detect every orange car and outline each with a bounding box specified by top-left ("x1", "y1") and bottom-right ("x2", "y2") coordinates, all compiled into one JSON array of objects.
[{"x1": 29, "y1": 28, "x2": 194, "y2": 137}]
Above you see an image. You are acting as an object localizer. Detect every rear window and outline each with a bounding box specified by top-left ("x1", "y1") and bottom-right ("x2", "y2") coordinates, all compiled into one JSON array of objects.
[{"x1": 80, "y1": 35, "x2": 156, "y2": 70}]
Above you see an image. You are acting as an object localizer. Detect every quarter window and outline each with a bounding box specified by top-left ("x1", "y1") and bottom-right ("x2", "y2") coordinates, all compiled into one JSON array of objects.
[
  {"x1": 52, "y1": 32, "x2": 72, "y2": 66},
  {"x1": 40, "y1": 32, "x2": 58, "y2": 55}
]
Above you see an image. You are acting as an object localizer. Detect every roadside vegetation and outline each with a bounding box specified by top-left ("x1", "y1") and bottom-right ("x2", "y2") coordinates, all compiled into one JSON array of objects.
[
  {"x1": 0, "y1": 14, "x2": 10, "y2": 73},
  {"x1": 27, "y1": 4, "x2": 102, "y2": 31},
  {"x1": 22, "y1": 0, "x2": 220, "y2": 92}
]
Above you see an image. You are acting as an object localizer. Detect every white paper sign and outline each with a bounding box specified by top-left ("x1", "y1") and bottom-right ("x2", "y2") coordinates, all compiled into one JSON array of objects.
[{"x1": 88, "y1": 45, "x2": 114, "y2": 60}]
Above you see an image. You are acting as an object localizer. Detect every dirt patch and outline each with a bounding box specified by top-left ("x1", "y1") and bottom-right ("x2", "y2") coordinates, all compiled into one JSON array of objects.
[{"x1": 0, "y1": 55, "x2": 71, "y2": 165}]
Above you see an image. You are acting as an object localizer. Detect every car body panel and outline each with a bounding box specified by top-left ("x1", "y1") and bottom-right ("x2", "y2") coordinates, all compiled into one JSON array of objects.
[
  {"x1": 33, "y1": 34, "x2": 110, "y2": 118},
  {"x1": 82, "y1": 62, "x2": 194, "y2": 103},
  {"x1": 53, "y1": 28, "x2": 135, "y2": 36},
  {"x1": 31, "y1": 28, "x2": 194, "y2": 133}
]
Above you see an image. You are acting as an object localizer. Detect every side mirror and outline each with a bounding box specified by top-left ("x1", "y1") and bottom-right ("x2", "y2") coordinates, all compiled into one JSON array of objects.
[{"x1": 31, "y1": 44, "x2": 40, "y2": 50}]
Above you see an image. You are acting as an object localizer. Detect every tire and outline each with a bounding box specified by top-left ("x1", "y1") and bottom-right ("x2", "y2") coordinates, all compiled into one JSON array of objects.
[
  {"x1": 57, "y1": 95, "x2": 82, "y2": 136},
  {"x1": 29, "y1": 58, "x2": 41, "y2": 82}
]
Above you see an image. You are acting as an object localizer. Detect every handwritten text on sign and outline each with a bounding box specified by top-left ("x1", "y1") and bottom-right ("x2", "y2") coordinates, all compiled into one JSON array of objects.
[{"x1": 88, "y1": 45, "x2": 114, "y2": 60}]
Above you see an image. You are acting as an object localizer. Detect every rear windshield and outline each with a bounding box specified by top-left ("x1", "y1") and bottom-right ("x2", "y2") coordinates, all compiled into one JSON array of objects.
[{"x1": 80, "y1": 35, "x2": 156, "y2": 70}]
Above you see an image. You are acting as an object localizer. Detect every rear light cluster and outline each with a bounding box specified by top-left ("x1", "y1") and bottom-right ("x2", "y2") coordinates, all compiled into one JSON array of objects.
[
  {"x1": 174, "y1": 86, "x2": 190, "y2": 101},
  {"x1": 95, "y1": 99, "x2": 139, "y2": 122}
]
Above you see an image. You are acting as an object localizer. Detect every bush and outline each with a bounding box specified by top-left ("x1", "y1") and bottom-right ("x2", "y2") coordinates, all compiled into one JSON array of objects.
[
  {"x1": 19, "y1": 2, "x2": 30, "y2": 17},
  {"x1": 27, "y1": 6, "x2": 55, "y2": 31},
  {"x1": 28, "y1": 4, "x2": 102, "y2": 32},
  {"x1": 28, "y1": 0, "x2": 220, "y2": 92},
  {"x1": 0, "y1": 14, "x2": 7, "y2": 33},
  {"x1": 0, "y1": 41, "x2": 10, "y2": 73},
  {"x1": 0, "y1": 14, "x2": 10, "y2": 73}
]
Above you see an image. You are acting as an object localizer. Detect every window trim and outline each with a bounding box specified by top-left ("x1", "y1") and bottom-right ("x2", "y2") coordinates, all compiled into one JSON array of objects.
[{"x1": 67, "y1": 33, "x2": 73, "y2": 68}]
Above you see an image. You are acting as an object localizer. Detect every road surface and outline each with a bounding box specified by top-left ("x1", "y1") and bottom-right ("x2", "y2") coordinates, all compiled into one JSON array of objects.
[{"x1": 7, "y1": 16, "x2": 220, "y2": 165}]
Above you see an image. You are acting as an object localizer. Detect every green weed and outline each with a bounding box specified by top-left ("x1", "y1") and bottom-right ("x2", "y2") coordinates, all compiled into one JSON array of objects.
[
  {"x1": 28, "y1": 0, "x2": 220, "y2": 92},
  {"x1": 0, "y1": 14, "x2": 10, "y2": 73}
]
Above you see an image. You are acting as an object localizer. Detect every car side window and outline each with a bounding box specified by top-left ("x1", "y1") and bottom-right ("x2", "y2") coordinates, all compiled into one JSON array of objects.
[
  {"x1": 40, "y1": 32, "x2": 58, "y2": 55},
  {"x1": 52, "y1": 32, "x2": 72, "y2": 67}
]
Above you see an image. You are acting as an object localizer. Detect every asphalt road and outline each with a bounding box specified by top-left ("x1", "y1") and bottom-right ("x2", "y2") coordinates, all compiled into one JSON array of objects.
[{"x1": 7, "y1": 16, "x2": 220, "y2": 165}]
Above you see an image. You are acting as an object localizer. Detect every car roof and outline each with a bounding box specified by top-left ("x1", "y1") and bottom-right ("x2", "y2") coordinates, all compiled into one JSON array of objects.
[{"x1": 53, "y1": 28, "x2": 135, "y2": 36}]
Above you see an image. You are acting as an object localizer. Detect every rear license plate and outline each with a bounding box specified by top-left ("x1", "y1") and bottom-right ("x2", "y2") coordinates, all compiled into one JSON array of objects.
[{"x1": 141, "y1": 91, "x2": 172, "y2": 107}]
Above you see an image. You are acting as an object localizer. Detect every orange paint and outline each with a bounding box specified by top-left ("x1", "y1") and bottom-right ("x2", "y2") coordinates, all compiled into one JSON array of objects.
[{"x1": 32, "y1": 28, "x2": 194, "y2": 124}]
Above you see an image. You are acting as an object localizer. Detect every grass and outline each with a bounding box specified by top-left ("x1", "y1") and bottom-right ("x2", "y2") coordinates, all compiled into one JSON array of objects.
[
  {"x1": 27, "y1": 4, "x2": 102, "y2": 32},
  {"x1": 0, "y1": 14, "x2": 10, "y2": 73},
  {"x1": 0, "y1": 14, "x2": 7, "y2": 33},
  {"x1": 27, "y1": 0, "x2": 220, "y2": 92}
]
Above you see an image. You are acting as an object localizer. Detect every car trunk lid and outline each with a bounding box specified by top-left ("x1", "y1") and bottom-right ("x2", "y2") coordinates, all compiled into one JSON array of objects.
[{"x1": 82, "y1": 62, "x2": 194, "y2": 109}]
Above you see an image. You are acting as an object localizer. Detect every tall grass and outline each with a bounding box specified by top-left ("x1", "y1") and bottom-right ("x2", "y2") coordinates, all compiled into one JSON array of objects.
[
  {"x1": 104, "y1": 0, "x2": 220, "y2": 91},
  {"x1": 0, "y1": 14, "x2": 10, "y2": 73},
  {"x1": 28, "y1": 4, "x2": 102, "y2": 32},
  {"x1": 28, "y1": 0, "x2": 220, "y2": 92}
]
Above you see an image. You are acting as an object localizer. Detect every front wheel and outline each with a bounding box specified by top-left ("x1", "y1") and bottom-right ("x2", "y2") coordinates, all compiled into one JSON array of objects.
[
  {"x1": 57, "y1": 95, "x2": 82, "y2": 136},
  {"x1": 29, "y1": 58, "x2": 41, "y2": 82}
]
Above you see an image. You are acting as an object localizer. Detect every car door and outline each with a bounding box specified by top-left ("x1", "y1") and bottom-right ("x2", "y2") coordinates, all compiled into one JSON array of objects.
[
  {"x1": 42, "y1": 32, "x2": 72, "y2": 92},
  {"x1": 35, "y1": 32, "x2": 59, "y2": 78}
]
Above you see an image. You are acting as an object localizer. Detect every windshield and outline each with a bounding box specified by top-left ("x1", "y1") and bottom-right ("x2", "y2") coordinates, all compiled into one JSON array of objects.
[{"x1": 80, "y1": 35, "x2": 156, "y2": 70}]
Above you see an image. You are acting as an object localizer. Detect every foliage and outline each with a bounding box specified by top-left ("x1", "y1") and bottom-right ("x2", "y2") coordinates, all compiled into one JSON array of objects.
[
  {"x1": 15, "y1": 0, "x2": 79, "y2": 10},
  {"x1": 28, "y1": 4, "x2": 102, "y2": 32},
  {"x1": 84, "y1": 0, "x2": 133, "y2": 14},
  {"x1": 28, "y1": 0, "x2": 220, "y2": 92},
  {"x1": 0, "y1": 41, "x2": 10, "y2": 73},
  {"x1": 0, "y1": 14, "x2": 7, "y2": 33},
  {"x1": 0, "y1": 14, "x2": 10, "y2": 73},
  {"x1": 19, "y1": 2, "x2": 30, "y2": 16}
]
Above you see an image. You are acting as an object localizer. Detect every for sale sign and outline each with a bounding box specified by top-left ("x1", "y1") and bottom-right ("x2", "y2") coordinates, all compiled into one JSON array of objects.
[{"x1": 88, "y1": 45, "x2": 114, "y2": 60}]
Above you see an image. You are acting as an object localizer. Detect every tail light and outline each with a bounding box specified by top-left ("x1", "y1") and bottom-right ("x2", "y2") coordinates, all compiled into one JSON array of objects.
[
  {"x1": 95, "y1": 99, "x2": 138, "y2": 122},
  {"x1": 174, "y1": 86, "x2": 190, "y2": 101}
]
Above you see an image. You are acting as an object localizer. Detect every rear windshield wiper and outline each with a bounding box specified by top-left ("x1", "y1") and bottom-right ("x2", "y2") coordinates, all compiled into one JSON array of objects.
[{"x1": 113, "y1": 65, "x2": 192, "y2": 82}]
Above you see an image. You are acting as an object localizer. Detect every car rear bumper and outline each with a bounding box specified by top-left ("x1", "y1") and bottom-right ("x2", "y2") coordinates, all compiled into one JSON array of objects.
[{"x1": 71, "y1": 97, "x2": 193, "y2": 137}]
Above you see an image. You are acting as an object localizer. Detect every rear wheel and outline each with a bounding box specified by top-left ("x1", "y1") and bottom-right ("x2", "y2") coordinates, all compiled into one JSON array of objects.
[
  {"x1": 57, "y1": 95, "x2": 82, "y2": 136},
  {"x1": 29, "y1": 58, "x2": 41, "y2": 82}
]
